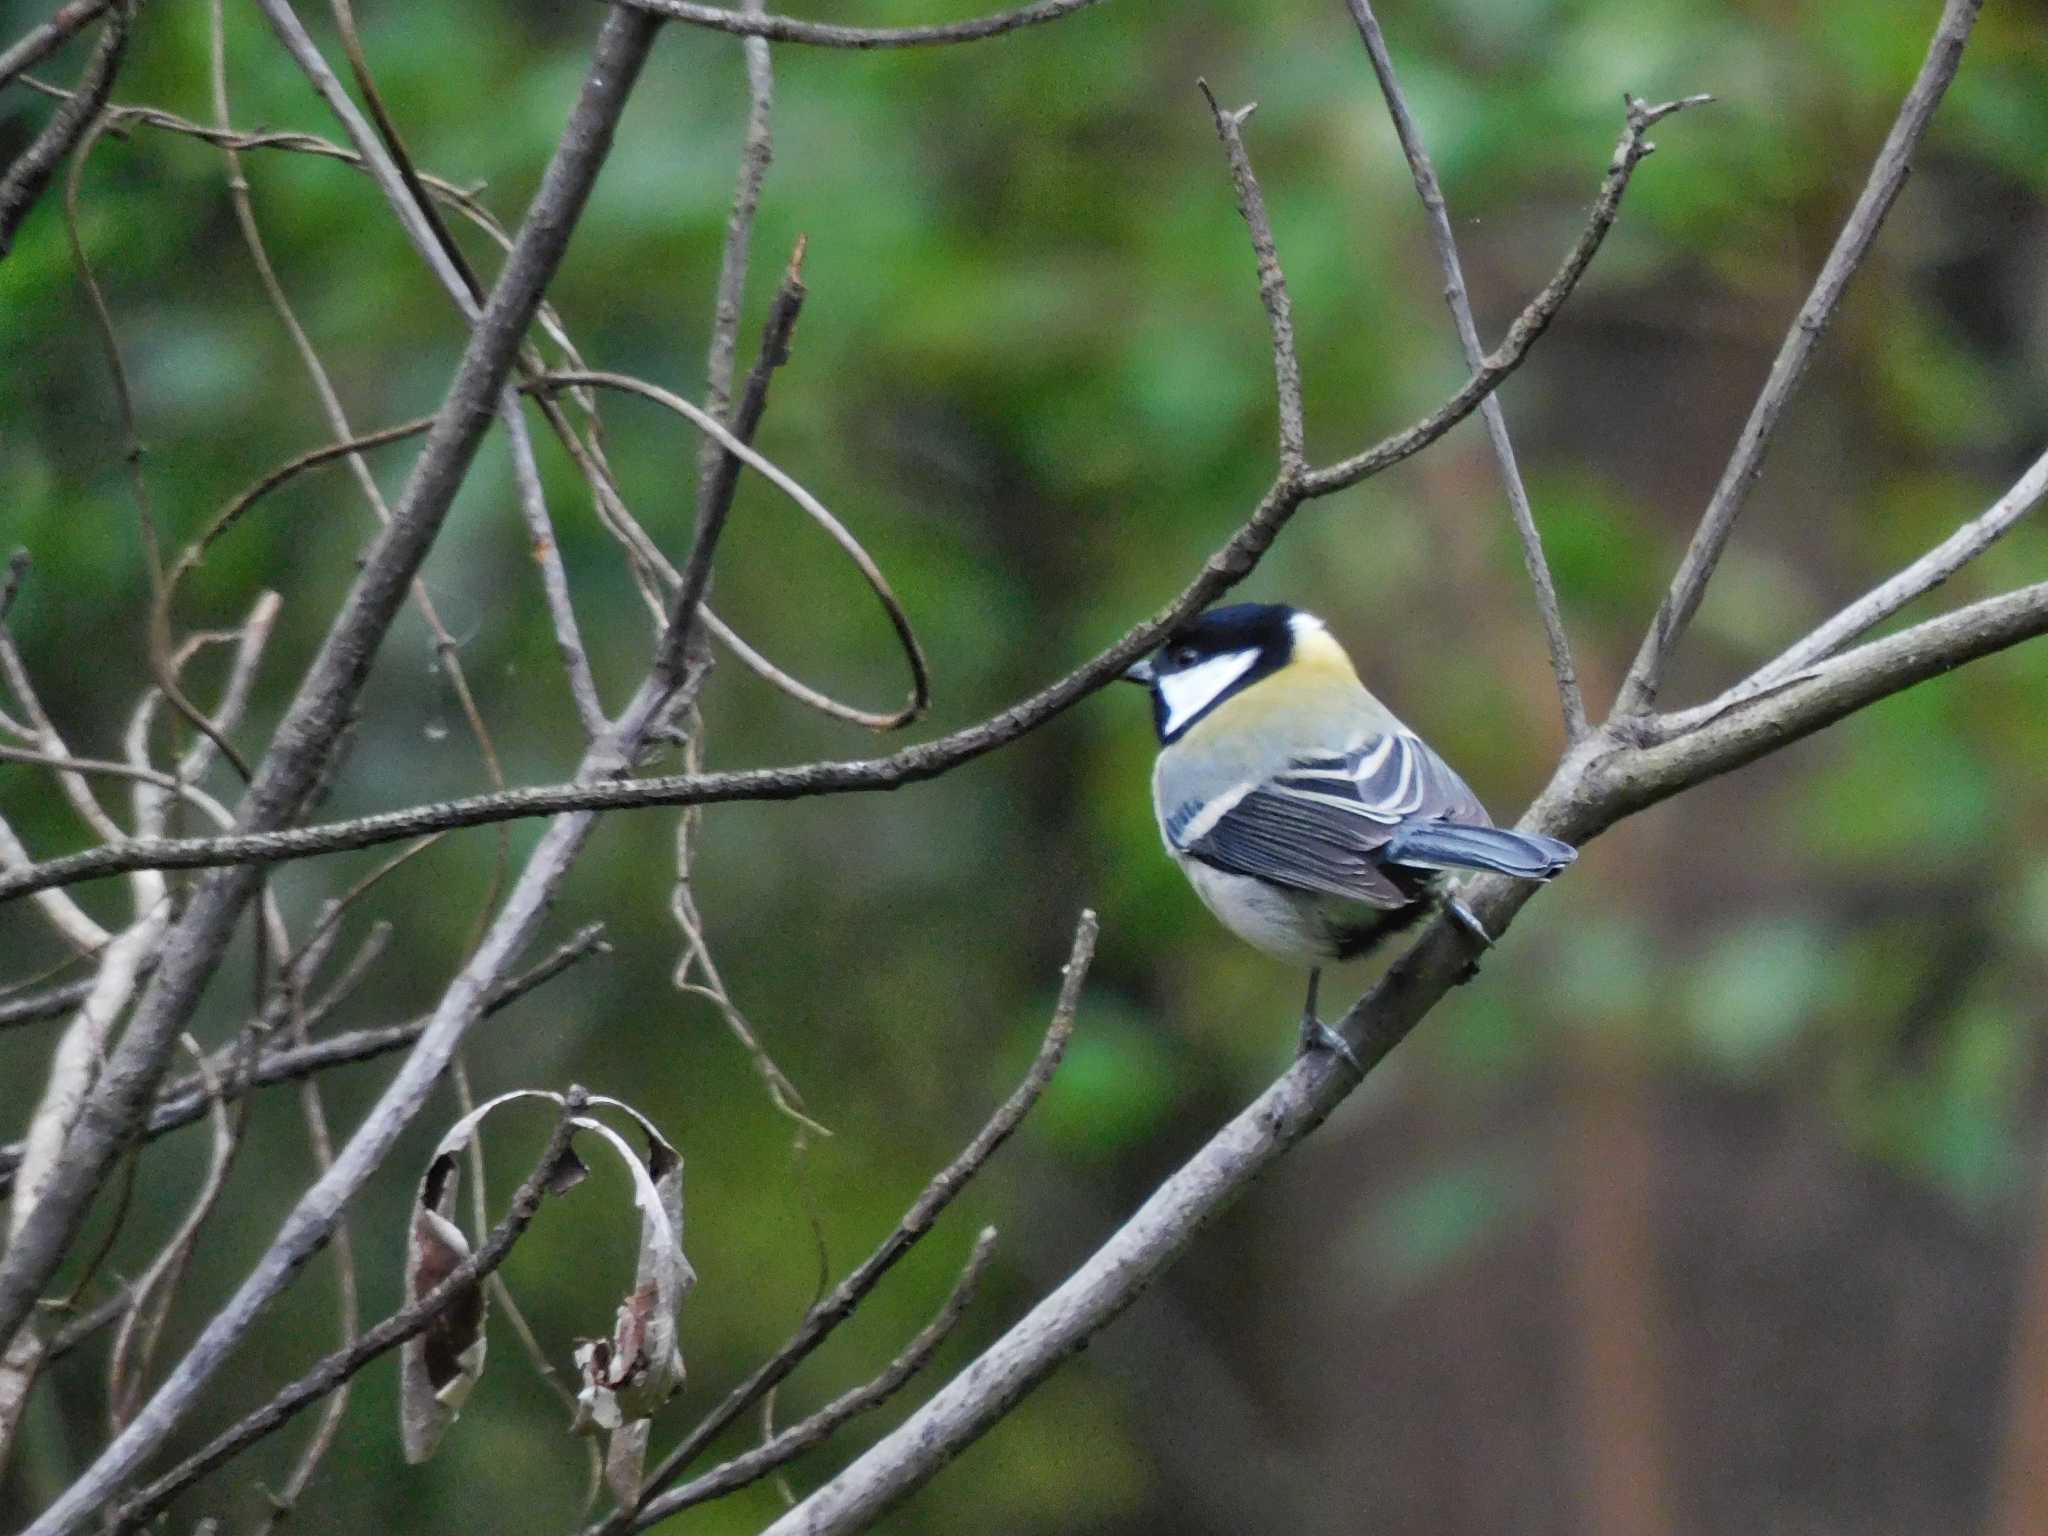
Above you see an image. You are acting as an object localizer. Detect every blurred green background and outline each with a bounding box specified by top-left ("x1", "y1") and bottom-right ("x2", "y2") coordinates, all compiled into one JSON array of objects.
[{"x1": 5, "y1": 0, "x2": 2048, "y2": 1531}]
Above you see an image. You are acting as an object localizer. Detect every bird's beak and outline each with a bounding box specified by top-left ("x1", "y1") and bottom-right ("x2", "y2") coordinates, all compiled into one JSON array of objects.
[{"x1": 1121, "y1": 656, "x2": 1157, "y2": 686}]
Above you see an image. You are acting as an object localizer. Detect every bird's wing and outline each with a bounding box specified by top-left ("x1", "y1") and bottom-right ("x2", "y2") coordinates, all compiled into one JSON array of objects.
[
  {"x1": 1166, "y1": 732, "x2": 1482, "y2": 907},
  {"x1": 1266, "y1": 730, "x2": 1490, "y2": 829}
]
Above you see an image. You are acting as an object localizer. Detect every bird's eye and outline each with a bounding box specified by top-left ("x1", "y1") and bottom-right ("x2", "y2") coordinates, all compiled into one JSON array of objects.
[{"x1": 1171, "y1": 646, "x2": 1197, "y2": 666}]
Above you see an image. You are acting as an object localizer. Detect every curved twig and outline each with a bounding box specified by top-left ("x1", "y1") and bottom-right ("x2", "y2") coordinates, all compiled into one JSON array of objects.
[
  {"x1": 538, "y1": 368, "x2": 933, "y2": 730},
  {"x1": 605, "y1": 0, "x2": 1103, "y2": 49}
]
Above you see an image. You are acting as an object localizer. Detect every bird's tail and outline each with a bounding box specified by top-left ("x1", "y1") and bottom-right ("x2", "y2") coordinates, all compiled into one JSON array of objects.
[{"x1": 1385, "y1": 822, "x2": 1577, "y2": 881}]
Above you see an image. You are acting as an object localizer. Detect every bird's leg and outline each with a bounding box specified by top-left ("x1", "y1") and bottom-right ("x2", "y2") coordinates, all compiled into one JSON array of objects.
[
  {"x1": 1446, "y1": 895, "x2": 1493, "y2": 947},
  {"x1": 1444, "y1": 894, "x2": 1491, "y2": 986},
  {"x1": 1297, "y1": 967, "x2": 1363, "y2": 1078}
]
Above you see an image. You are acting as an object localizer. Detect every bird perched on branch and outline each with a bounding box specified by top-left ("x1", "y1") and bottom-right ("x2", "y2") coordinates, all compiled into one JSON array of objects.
[{"x1": 1121, "y1": 602, "x2": 1575, "y2": 1074}]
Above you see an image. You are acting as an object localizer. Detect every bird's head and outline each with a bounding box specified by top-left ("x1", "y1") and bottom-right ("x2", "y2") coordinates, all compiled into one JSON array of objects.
[{"x1": 1122, "y1": 602, "x2": 1353, "y2": 743}]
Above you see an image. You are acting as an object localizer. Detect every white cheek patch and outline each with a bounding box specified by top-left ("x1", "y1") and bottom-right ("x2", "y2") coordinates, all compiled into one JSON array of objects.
[{"x1": 1158, "y1": 649, "x2": 1260, "y2": 737}]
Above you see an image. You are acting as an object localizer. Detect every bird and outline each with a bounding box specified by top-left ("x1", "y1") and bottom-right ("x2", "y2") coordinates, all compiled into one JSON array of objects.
[{"x1": 1121, "y1": 601, "x2": 1576, "y2": 1074}]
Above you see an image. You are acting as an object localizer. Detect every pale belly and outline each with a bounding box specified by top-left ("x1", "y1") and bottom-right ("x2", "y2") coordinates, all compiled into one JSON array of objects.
[{"x1": 1176, "y1": 854, "x2": 1429, "y2": 963}]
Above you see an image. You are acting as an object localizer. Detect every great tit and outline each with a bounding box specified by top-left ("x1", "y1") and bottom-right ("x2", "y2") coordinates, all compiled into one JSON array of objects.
[{"x1": 1122, "y1": 602, "x2": 1576, "y2": 1073}]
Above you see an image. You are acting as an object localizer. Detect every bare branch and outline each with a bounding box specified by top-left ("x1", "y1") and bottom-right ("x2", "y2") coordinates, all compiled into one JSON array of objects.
[
  {"x1": 701, "y1": 0, "x2": 774, "y2": 438},
  {"x1": 1658, "y1": 443, "x2": 2048, "y2": 734},
  {"x1": 540, "y1": 368, "x2": 931, "y2": 725},
  {"x1": 603, "y1": 910, "x2": 1095, "y2": 1531},
  {"x1": 106, "y1": 1038, "x2": 242, "y2": 1431},
  {"x1": 0, "y1": 96, "x2": 1678, "y2": 903},
  {"x1": 680, "y1": 243, "x2": 807, "y2": 660},
  {"x1": 0, "y1": 973, "x2": 101, "y2": 1031},
  {"x1": 630, "y1": 1228, "x2": 998, "y2": 1527},
  {"x1": 1342, "y1": 0, "x2": 1589, "y2": 740},
  {"x1": 1197, "y1": 81, "x2": 1305, "y2": 480},
  {"x1": 0, "y1": 0, "x2": 111, "y2": 91},
  {"x1": 0, "y1": 0, "x2": 128, "y2": 256},
  {"x1": 1615, "y1": 0, "x2": 1984, "y2": 714},
  {"x1": 607, "y1": 0, "x2": 1103, "y2": 49},
  {"x1": 1306, "y1": 92, "x2": 1707, "y2": 499},
  {"x1": 1599, "y1": 579, "x2": 2048, "y2": 821},
  {"x1": 0, "y1": 923, "x2": 611, "y2": 1198},
  {"x1": 507, "y1": 400, "x2": 611, "y2": 736},
  {"x1": 748, "y1": 583, "x2": 2048, "y2": 1536},
  {"x1": 0, "y1": 8, "x2": 667, "y2": 1473},
  {"x1": 105, "y1": 1094, "x2": 588, "y2": 1533}
]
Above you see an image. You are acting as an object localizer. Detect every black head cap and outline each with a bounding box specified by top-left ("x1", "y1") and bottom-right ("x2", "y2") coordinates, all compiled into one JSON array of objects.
[{"x1": 1122, "y1": 602, "x2": 1304, "y2": 742}]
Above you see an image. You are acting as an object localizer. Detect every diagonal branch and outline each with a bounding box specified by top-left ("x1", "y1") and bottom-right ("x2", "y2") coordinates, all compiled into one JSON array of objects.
[
  {"x1": 0, "y1": 0, "x2": 128, "y2": 257},
  {"x1": 1656, "y1": 443, "x2": 2048, "y2": 734},
  {"x1": 1615, "y1": 0, "x2": 1984, "y2": 715},
  {"x1": 1342, "y1": 0, "x2": 1592, "y2": 741},
  {"x1": 748, "y1": 562, "x2": 2048, "y2": 1536},
  {"x1": 0, "y1": 923, "x2": 610, "y2": 1198},
  {"x1": 103, "y1": 1095, "x2": 588, "y2": 1533},
  {"x1": 629, "y1": 1228, "x2": 997, "y2": 1528},
  {"x1": 597, "y1": 910, "x2": 1094, "y2": 1531},
  {"x1": 0, "y1": 0, "x2": 111, "y2": 92},
  {"x1": 1, "y1": 14, "x2": 668, "y2": 1518},
  {"x1": 1302, "y1": 93, "x2": 1705, "y2": 498},
  {"x1": 1197, "y1": 80, "x2": 1305, "y2": 480}
]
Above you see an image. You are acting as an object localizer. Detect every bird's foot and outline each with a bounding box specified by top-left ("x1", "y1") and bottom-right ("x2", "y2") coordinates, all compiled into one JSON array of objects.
[
  {"x1": 1446, "y1": 896, "x2": 1493, "y2": 948},
  {"x1": 1445, "y1": 897, "x2": 1491, "y2": 985},
  {"x1": 1299, "y1": 1012, "x2": 1364, "y2": 1078}
]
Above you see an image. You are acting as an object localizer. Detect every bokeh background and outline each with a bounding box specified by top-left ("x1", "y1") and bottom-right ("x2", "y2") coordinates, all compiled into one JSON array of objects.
[{"x1": 5, "y1": 0, "x2": 2048, "y2": 1531}]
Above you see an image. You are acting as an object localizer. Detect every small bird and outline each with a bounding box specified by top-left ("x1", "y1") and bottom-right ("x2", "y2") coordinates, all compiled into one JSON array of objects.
[{"x1": 1122, "y1": 602, "x2": 1576, "y2": 1073}]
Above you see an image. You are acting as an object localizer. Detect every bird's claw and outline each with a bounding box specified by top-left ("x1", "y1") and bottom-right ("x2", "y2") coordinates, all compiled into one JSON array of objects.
[
  {"x1": 1299, "y1": 1013, "x2": 1364, "y2": 1078},
  {"x1": 1447, "y1": 896, "x2": 1493, "y2": 948}
]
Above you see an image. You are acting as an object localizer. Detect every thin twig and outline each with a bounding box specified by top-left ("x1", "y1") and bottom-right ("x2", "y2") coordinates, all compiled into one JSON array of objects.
[
  {"x1": 539, "y1": 369, "x2": 932, "y2": 724},
  {"x1": 1615, "y1": 0, "x2": 1984, "y2": 714},
  {"x1": 0, "y1": 6, "x2": 667, "y2": 1408},
  {"x1": 1342, "y1": 0, "x2": 1589, "y2": 740},
  {"x1": 701, "y1": 0, "x2": 774, "y2": 456},
  {"x1": 604, "y1": 910, "x2": 1095, "y2": 1530},
  {"x1": 106, "y1": 1037, "x2": 243, "y2": 1430},
  {"x1": 630, "y1": 1228, "x2": 998, "y2": 1527},
  {"x1": 679, "y1": 232, "x2": 805, "y2": 667},
  {"x1": 0, "y1": 923, "x2": 611, "y2": 1197},
  {"x1": 1658, "y1": 443, "x2": 2048, "y2": 734},
  {"x1": 1197, "y1": 81, "x2": 1305, "y2": 480},
  {"x1": 1303, "y1": 92, "x2": 1707, "y2": 498},
  {"x1": 106, "y1": 1094, "x2": 589, "y2": 1533},
  {"x1": 606, "y1": 0, "x2": 1103, "y2": 48},
  {"x1": 0, "y1": 102, "x2": 1673, "y2": 905},
  {"x1": 0, "y1": 0, "x2": 111, "y2": 92},
  {"x1": 0, "y1": 0, "x2": 128, "y2": 256},
  {"x1": 0, "y1": 973, "x2": 100, "y2": 1030},
  {"x1": 672, "y1": 761, "x2": 828, "y2": 1136},
  {"x1": 43, "y1": 1285, "x2": 132, "y2": 1364},
  {"x1": 250, "y1": 983, "x2": 362, "y2": 1532}
]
